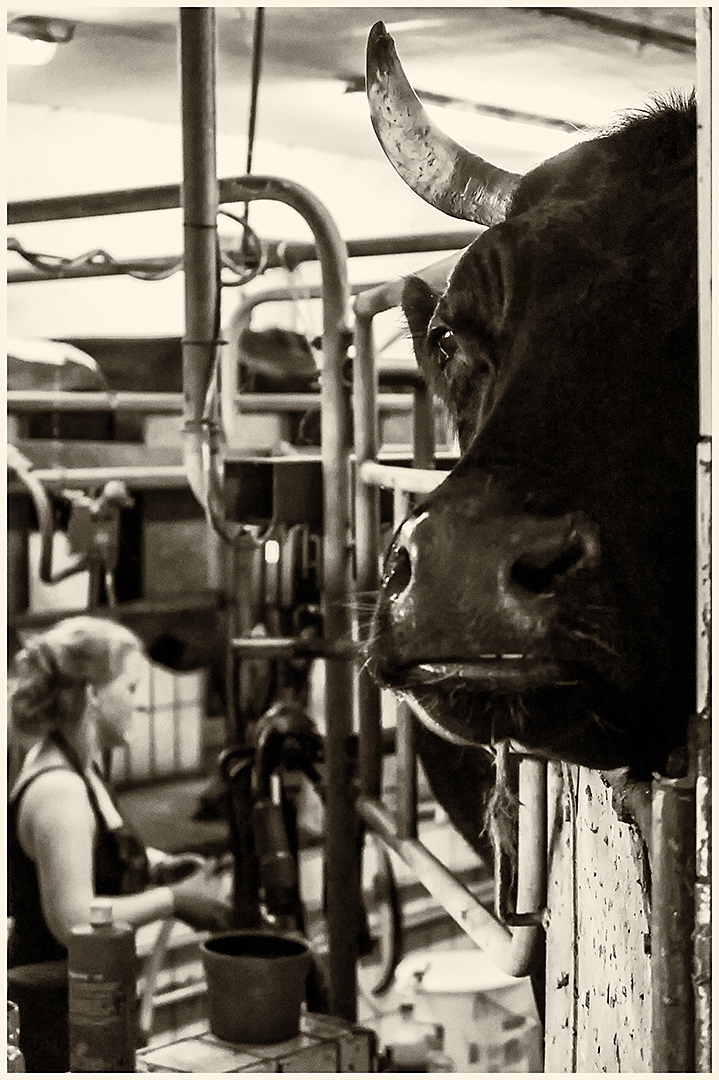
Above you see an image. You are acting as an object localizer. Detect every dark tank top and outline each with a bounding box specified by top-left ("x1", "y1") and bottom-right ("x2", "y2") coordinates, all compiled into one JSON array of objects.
[{"x1": 8, "y1": 735, "x2": 149, "y2": 968}]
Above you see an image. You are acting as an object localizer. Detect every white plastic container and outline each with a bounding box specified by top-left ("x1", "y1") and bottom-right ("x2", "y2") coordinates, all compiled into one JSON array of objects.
[{"x1": 394, "y1": 948, "x2": 543, "y2": 1073}]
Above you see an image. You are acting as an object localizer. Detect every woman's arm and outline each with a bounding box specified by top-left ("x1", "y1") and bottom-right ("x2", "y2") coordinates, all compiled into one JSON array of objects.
[{"x1": 18, "y1": 770, "x2": 174, "y2": 948}]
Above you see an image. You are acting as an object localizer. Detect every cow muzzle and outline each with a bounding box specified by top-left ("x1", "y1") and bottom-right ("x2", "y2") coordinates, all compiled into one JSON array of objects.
[
  {"x1": 379, "y1": 500, "x2": 601, "y2": 664},
  {"x1": 369, "y1": 489, "x2": 612, "y2": 748}
]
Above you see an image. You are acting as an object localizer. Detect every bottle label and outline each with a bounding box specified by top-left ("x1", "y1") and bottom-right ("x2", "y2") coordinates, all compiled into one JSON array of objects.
[
  {"x1": 69, "y1": 975, "x2": 128, "y2": 1021},
  {"x1": 69, "y1": 973, "x2": 135, "y2": 1071}
]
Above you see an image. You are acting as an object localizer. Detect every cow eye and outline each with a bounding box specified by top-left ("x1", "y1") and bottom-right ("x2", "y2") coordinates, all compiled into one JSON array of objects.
[{"x1": 429, "y1": 327, "x2": 457, "y2": 369}]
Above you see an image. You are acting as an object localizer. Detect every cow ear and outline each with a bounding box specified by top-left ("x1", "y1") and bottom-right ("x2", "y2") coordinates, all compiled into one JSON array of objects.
[
  {"x1": 402, "y1": 276, "x2": 440, "y2": 364},
  {"x1": 402, "y1": 275, "x2": 459, "y2": 434}
]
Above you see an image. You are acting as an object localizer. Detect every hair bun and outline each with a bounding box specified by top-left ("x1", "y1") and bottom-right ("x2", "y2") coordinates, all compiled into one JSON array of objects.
[{"x1": 22, "y1": 639, "x2": 77, "y2": 688}]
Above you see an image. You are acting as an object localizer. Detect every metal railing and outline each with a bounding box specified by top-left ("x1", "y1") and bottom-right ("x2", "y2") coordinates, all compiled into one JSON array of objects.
[{"x1": 351, "y1": 263, "x2": 548, "y2": 980}]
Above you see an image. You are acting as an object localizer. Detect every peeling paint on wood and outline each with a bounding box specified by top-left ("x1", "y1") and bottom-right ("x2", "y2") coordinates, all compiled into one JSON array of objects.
[{"x1": 545, "y1": 764, "x2": 652, "y2": 1072}]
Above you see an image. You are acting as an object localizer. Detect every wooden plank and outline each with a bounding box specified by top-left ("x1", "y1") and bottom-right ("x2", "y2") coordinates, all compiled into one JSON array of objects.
[
  {"x1": 545, "y1": 766, "x2": 652, "y2": 1072},
  {"x1": 574, "y1": 770, "x2": 651, "y2": 1071}
]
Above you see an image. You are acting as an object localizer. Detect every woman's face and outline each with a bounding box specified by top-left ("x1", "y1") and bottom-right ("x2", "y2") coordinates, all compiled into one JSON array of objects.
[{"x1": 92, "y1": 648, "x2": 144, "y2": 751}]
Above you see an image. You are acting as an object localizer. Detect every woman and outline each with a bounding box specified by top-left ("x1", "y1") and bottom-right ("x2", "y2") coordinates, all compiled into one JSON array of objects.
[{"x1": 8, "y1": 615, "x2": 232, "y2": 1068}]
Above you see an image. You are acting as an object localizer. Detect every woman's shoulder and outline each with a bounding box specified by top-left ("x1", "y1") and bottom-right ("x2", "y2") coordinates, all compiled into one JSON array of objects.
[
  {"x1": 15, "y1": 762, "x2": 89, "y2": 812},
  {"x1": 14, "y1": 758, "x2": 95, "y2": 858},
  {"x1": 12, "y1": 742, "x2": 88, "y2": 810}
]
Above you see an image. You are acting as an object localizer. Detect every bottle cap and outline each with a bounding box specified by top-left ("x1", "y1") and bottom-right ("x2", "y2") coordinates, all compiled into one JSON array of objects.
[{"x1": 90, "y1": 901, "x2": 113, "y2": 926}]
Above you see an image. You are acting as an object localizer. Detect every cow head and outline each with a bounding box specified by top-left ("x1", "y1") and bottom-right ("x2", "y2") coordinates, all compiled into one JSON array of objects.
[{"x1": 366, "y1": 23, "x2": 698, "y2": 774}]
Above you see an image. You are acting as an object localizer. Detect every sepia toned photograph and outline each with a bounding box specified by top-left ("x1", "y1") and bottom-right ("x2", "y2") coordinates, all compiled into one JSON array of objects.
[{"x1": 7, "y1": 6, "x2": 709, "y2": 1073}]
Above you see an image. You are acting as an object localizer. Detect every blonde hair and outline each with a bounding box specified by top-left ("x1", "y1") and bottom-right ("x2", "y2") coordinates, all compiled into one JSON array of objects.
[{"x1": 9, "y1": 616, "x2": 144, "y2": 744}]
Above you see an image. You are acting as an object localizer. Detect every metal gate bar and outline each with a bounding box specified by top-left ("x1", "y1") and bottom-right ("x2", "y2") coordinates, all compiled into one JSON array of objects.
[
  {"x1": 651, "y1": 11, "x2": 712, "y2": 1071},
  {"x1": 692, "y1": 10, "x2": 712, "y2": 1069},
  {"x1": 352, "y1": 265, "x2": 546, "y2": 980}
]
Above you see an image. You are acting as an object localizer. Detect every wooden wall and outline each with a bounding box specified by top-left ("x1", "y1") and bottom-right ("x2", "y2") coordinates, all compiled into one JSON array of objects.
[{"x1": 544, "y1": 764, "x2": 652, "y2": 1072}]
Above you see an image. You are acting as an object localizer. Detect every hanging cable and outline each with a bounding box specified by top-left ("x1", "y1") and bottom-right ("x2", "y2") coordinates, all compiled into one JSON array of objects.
[
  {"x1": 7, "y1": 236, "x2": 183, "y2": 281},
  {"x1": 241, "y1": 7, "x2": 265, "y2": 263}
]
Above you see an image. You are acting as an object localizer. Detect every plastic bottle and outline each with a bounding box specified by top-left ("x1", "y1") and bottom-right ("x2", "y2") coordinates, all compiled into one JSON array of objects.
[
  {"x1": 383, "y1": 1002, "x2": 445, "y2": 1072},
  {"x1": 7, "y1": 1000, "x2": 26, "y2": 1072},
  {"x1": 68, "y1": 902, "x2": 137, "y2": 1072}
]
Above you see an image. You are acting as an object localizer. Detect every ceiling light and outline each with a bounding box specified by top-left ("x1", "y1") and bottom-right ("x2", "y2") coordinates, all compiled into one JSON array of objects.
[{"x1": 7, "y1": 34, "x2": 57, "y2": 65}]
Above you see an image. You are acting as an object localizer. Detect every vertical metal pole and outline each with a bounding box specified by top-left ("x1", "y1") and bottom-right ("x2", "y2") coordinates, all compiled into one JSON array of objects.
[
  {"x1": 395, "y1": 369, "x2": 436, "y2": 837},
  {"x1": 353, "y1": 310, "x2": 383, "y2": 801},
  {"x1": 652, "y1": 15, "x2": 711, "y2": 1066},
  {"x1": 651, "y1": 777, "x2": 697, "y2": 1071},
  {"x1": 693, "y1": 7, "x2": 712, "y2": 1071},
  {"x1": 693, "y1": 439, "x2": 712, "y2": 1072},
  {"x1": 394, "y1": 376, "x2": 436, "y2": 839},
  {"x1": 412, "y1": 380, "x2": 435, "y2": 470},
  {"x1": 218, "y1": 175, "x2": 358, "y2": 1018},
  {"x1": 315, "y1": 213, "x2": 357, "y2": 1024},
  {"x1": 179, "y1": 8, "x2": 220, "y2": 510},
  {"x1": 392, "y1": 486, "x2": 418, "y2": 840},
  {"x1": 696, "y1": 5, "x2": 712, "y2": 443}
]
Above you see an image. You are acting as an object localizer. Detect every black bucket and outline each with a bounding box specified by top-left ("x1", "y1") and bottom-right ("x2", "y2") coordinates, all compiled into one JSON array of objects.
[{"x1": 200, "y1": 931, "x2": 312, "y2": 1044}]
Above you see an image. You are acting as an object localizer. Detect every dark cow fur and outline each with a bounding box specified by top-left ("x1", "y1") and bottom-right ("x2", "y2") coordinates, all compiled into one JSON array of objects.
[{"x1": 370, "y1": 97, "x2": 698, "y2": 830}]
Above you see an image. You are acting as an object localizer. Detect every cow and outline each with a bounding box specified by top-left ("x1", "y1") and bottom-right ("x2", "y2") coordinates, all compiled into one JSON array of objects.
[{"x1": 364, "y1": 22, "x2": 698, "y2": 838}]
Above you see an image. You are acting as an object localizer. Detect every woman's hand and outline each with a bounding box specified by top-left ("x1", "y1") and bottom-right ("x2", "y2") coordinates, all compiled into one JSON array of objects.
[
  {"x1": 169, "y1": 861, "x2": 234, "y2": 932},
  {"x1": 150, "y1": 851, "x2": 206, "y2": 886}
]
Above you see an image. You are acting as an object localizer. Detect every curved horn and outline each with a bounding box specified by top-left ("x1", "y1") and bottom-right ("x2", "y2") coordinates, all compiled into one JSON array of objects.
[{"x1": 366, "y1": 21, "x2": 520, "y2": 227}]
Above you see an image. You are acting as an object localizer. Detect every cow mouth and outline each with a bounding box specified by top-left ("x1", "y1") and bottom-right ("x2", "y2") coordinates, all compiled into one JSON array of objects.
[
  {"x1": 386, "y1": 655, "x2": 624, "y2": 755},
  {"x1": 408, "y1": 657, "x2": 579, "y2": 692}
]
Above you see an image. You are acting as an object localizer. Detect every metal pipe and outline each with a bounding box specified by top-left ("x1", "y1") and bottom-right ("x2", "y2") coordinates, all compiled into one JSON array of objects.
[
  {"x1": 352, "y1": 310, "x2": 383, "y2": 801},
  {"x1": 5, "y1": 388, "x2": 417, "y2": 415},
  {"x1": 394, "y1": 366, "x2": 437, "y2": 838},
  {"x1": 693, "y1": 14, "x2": 711, "y2": 1071},
  {"x1": 354, "y1": 253, "x2": 461, "y2": 320},
  {"x1": 177, "y1": 170, "x2": 361, "y2": 1018},
  {"x1": 495, "y1": 754, "x2": 548, "y2": 936},
  {"x1": 8, "y1": 464, "x2": 188, "y2": 490},
  {"x1": 309, "y1": 185, "x2": 357, "y2": 1023},
  {"x1": 651, "y1": 776, "x2": 697, "y2": 1071},
  {"x1": 359, "y1": 460, "x2": 448, "y2": 495},
  {"x1": 694, "y1": 434, "x2": 712, "y2": 1073},
  {"x1": 8, "y1": 229, "x2": 477, "y2": 286},
  {"x1": 179, "y1": 8, "x2": 220, "y2": 510},
  {"x1": 357, "y1": 796, "x2": 539, "y2": 973},
  {"x1": 230, "y1": 635, "x2": 358, "y2": 660},
  {"x1": 208, "y1": 175, "x2": 357, "y2": 1020},
  {"x1": 8, "y1": 445, "x2": 63, "y2": 583},
  {"x1": 391, "y1": 485, "x2": 417, "y2": 839},
  {"x1": 8, "y1": 591, "x2": 221, "y2": 630},
  {"x1": 235, "y1": 391, "x2": 416, "y2": 413},
  {"x1": 399, "y1": 374, "x2": 434, "y2": 829},
  {"x1": 696, "y1": 7, "x2": 711, "y2": 441},
  {"x1": 395, "y1": 703, "x2": 418, "y2": 840},
  {"x1": 412, "y1": 381, "x2": 435, "y2": 470},
  {"x1": 7, "y1": 390, "x2": 184, "y2": 413},
  {"x1": 515, "y1": 758, "x2": 548, "y2": 927}
]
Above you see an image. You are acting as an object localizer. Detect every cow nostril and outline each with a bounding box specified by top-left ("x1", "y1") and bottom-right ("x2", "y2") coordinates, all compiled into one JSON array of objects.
[
  {"x1": 512, "y1": 541, "x2": 586, "y2": 596},
  {"x1": 385, "y1": 546, "x2": 412, "y2": 600}
]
